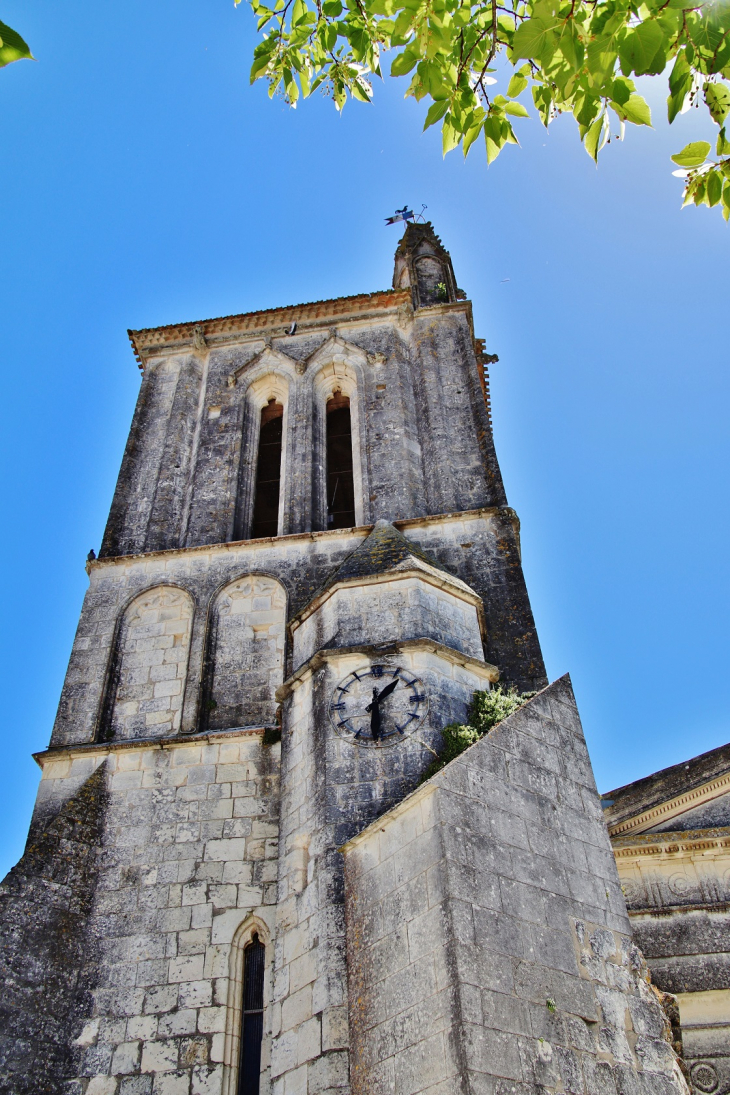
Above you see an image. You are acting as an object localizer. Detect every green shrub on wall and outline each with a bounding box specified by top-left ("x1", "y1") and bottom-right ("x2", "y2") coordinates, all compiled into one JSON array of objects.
[{"x1": 421, "y1": 684, "x2": 536, "y2": 783}]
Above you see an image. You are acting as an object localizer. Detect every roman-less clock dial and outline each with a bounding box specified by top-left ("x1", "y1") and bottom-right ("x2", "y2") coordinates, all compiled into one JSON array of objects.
[{"x1": 329, "y1": 665, "x2": 428, "y2": 747}]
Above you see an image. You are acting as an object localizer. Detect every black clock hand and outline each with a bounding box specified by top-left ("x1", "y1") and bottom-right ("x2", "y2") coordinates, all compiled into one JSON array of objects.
[{"x1": 377, "y1": 678, "x2": 399, "y2": 703}]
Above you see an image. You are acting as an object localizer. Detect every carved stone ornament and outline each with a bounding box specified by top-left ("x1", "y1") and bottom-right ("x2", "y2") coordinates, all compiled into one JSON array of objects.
[
  {"x1": 368, "y1": 352, "x2": 386, "y2": 367},
  {"x1": 329, "y1": 664, "x2": 428, "y2": 748},
  {"x1": 192, "y1": 326, "x2": 208, "y2": 356},
  {"x1": 295, "y1": 359, "x2": 307, "y2": 375},
  {"x1": 691, "y1": 1063, "x2": 720, "y2": 1093}
]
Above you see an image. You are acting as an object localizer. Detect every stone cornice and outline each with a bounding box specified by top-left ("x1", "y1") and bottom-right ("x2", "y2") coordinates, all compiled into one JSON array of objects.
[
  {"x1": 612, "y1": 826, "x2": 730, "y2": 858},
  {"x1": 128, "y1": 289, "x2": 415, "y2": 369},
  {"x1": 33, "y1": 724, "x2": 275, "y2": 768},
  {"x1": 607, "y1": 771, "x2": 730, "y2": 836},
  {"x1": 87, "y1": 506, "x2": 517, "y2": 574},
  {"x1": 275, "y1": 637, "x2": 499, "y2": 703}
]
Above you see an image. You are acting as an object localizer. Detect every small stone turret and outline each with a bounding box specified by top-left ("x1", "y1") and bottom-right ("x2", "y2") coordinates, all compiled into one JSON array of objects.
[{"x1": 392, "y1": 221, "x2": 461, "y2": 308}]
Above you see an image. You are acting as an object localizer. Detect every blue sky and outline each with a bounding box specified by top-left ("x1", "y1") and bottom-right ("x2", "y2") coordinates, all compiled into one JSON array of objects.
[{"x1": 0, "y1": 0, "x2": 727, "y2": 878}]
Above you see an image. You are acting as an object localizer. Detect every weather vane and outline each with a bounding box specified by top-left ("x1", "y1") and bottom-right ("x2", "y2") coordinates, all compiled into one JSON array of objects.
[{"x1": 384, "y1": 204, "x2": 427, "y2": 226}]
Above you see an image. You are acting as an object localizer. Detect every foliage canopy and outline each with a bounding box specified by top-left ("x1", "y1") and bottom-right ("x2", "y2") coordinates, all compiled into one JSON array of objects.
[{"x1": 240, "y1": 0, "x2": 730, "y2": 219}]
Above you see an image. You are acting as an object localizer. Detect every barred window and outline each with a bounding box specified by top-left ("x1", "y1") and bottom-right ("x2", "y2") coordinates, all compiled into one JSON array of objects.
[{"x1": 237, "y1": 934, "x2": 266, "y2": 1095}]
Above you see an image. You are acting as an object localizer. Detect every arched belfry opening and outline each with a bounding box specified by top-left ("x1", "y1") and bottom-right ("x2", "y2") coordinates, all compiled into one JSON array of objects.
[
  {"x1": 326, "y1": 391, "x2": 356, "y2": 529},
  {"x1": 251, "y1": 398, "x2": 283, "y2": 538}
]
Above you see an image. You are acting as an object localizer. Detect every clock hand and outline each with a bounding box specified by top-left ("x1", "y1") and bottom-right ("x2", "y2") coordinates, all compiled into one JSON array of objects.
[{"x1": 377, "y1": 678, "x2": 399, "y2": 703}]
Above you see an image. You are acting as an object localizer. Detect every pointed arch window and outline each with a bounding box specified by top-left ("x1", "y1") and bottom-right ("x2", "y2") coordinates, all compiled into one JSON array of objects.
[
  {"x1": 237, "y1": 933, "x2": 266, "y2": 1095},
  {"x1": 326, "y1": 391, "x2": 356, "y2": 529},
  {"x1": 251, "y1": 399, "x2": 283, "y2": 538}
]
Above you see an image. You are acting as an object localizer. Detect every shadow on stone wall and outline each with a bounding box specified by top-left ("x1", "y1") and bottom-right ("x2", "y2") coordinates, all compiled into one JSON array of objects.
[{"x1": 0, "y1": 763, "x2": 107, "y2": 1095}]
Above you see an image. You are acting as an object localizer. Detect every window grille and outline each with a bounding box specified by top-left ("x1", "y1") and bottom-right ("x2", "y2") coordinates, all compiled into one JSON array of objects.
[{"x1": 237, "y1": 933, "x2": 265, "y2": 1095}]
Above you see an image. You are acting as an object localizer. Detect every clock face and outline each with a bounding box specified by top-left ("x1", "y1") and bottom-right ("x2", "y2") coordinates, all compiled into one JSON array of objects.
[{"x1": 329, "y1": 664, "x2": 428, "y2": 747}]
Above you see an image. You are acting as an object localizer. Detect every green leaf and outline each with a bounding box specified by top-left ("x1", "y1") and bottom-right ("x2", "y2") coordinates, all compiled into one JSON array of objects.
[
  {"x1": 671, "y1": 141, "x2": 711, "y2": 167},
  {"x1": 0, "y1": 19, "x2": 33, "y2": 67},
  {"x1": 512, "y1": 18, "x2": 557, "y2": 63},
  {"x1": 484, "y1": 115, "x2": 507, "y2": 164},
  {"x1": 507, "y1": 71, "x2": 528, "y2": 98},
  {"x1": 705, "y1": 83, "x2": 730, "y2": 126},
  {"x1": 503, "y1": 100, "x2": 529, "y2": 118},
  {"x1": 390, "y1": 49, "x2": 418, "y2": 76},
  {"x1": 718, "y1": 128, "x2": 730, "y2": 156},
  {"x1": 584, "y1": 113, "x2": 605, "y2": 162},
  {"x1": 442, "y1": 114, "x2": 461, "y2": 155},
  {"x1": 722, "y1": 181, "x2": 730, "y2": 222},
  {"x1": 423, "y1": 98, "x2": 449, "y2": 130},
  {"x1": 611, "y1": 77, "x2": 632, "y2": 106},
  {"x1": 532, "y1": 83, "x2": 553, "y2": 127},
  {"x1": 462, "y1": 118, "x2": 484, "y2": 157},
  {"x1": 322, "y1": 0, "x2": 343, "y2": 14},
  {"x1": 707, "y1": 169, "x2": 723, "y2": 207},
  {"x1": 615, "y1": 93, "x2": 652, "y2": 127},
  {"x1": 351, "y1": 78, "x2": 372, "y2": 102},
  {"x1": 619, "y1": 21, "x2": 665, "y2": 77},
  {"x1": 667, "y1": 50, "x2": 692, "y2": 123}
]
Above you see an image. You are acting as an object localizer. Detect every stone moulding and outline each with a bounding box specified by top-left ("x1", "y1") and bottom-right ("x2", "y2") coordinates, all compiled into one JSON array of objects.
[
  {"x1": 84, "y1": 505, "x2": 515, "y2": 572},
  {"x1": 287, "y1": 562, "x2": 485, "y2": 635},
  {"x1": 128, "y1": 288, "x2": 414, "y2": 369},
  {"x1": 274, "y1": 636, "x2": 499, "y2": 703},
  {"x1": 32, "y1": 723, "x2": 275, "y2": 768},
  {"x1": 613, "y1": 827, "x2": 730, "y2": 857},
  {"x1": 608, "y1": 772, "x2": 730, "y2": 836}
]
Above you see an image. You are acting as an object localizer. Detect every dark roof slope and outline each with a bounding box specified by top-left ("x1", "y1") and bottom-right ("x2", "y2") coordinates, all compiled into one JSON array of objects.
[
  {"x1": 602, "y1": 739, "x2": 730, "y2": 828},
  {"x1": 325, "y1": 519, "x2": 452, "y2": 587}
]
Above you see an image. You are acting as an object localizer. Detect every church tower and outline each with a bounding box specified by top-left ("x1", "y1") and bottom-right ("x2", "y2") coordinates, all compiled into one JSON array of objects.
[{"x1": 0, "y1": 226, "x2": 689, "y2": 1095}]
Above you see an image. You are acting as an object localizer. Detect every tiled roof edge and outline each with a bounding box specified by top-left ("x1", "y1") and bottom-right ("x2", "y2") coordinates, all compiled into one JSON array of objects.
[{"x1": 128, "y1": 288, "x2": 412, "y2": 368}]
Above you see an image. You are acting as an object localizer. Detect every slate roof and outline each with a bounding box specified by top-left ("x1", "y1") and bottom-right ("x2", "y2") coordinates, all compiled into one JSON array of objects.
[
  {"x1": 601, "y1": 739, "x2": 730, "y2": 829},
  {"x1": 324, "y1": 520, "x2": 453, "y2": 587}
]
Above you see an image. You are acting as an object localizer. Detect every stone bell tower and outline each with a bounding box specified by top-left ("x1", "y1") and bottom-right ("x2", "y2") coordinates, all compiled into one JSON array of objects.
[{"x1": 0, "y1": 225, "x2": 688, "y2": 1095}]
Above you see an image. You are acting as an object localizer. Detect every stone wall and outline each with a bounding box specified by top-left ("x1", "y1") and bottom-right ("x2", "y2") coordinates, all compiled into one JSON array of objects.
[
  {"x1": 12, "y1": 729, "x2": 281, "y2": 1095},
  {"x1": 341, "y1": 676, "x2": 690, "y2": 1095}
]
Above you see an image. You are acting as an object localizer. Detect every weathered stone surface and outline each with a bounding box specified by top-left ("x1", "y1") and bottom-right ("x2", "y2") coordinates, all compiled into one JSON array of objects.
[
  {"x1": 0, "y1": 765, "x2": 107, "y2": 1094},
  {"x1": 342, "y1": 677, "x2": 689, "y2": 1095}
]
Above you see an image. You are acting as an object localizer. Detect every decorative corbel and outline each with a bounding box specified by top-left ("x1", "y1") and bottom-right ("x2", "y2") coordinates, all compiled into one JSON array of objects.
[{"x1": 192, "y1": 325, "x2": 208, "y2": 357}]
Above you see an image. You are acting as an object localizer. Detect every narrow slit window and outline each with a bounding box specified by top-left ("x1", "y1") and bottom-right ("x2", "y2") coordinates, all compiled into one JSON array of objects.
[
  {"x1": 251, "y1": 400, "x2": 283, "y2": 538},
  {"x1": 326, "y1": 392, "x2": 356, "y2": 529},
  {"x1": 237, "y1": 934, "x2": 265, "y2": 1095}
]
